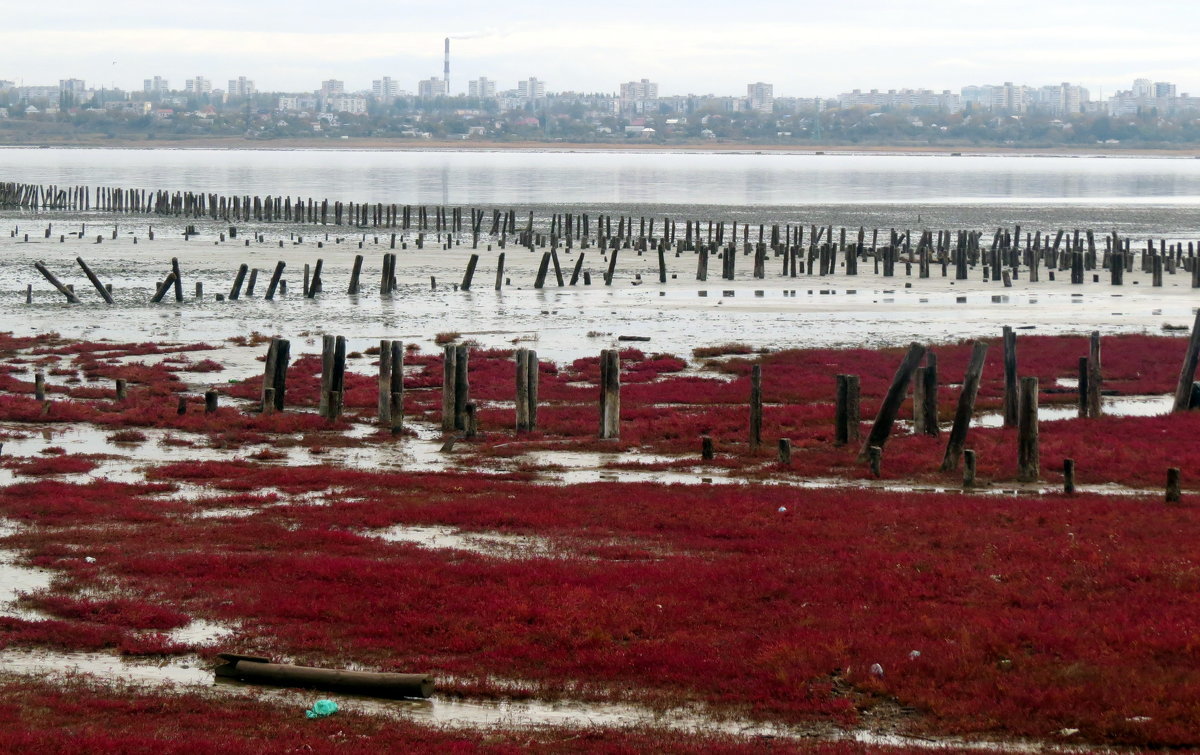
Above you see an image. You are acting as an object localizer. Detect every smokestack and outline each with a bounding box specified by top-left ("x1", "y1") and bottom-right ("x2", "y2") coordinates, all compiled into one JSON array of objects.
[{"x1": 444, "y1": 37, "x2": 450, "y2": 94}]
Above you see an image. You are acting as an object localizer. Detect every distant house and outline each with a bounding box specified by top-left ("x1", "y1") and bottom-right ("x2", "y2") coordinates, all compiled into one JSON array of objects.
[{"x1": 154, "y1": 109, "x2": 174, "y2": 119}]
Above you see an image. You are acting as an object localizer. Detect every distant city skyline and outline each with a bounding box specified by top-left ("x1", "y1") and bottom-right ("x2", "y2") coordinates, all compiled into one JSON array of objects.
[{"x1": 0, "y1": 0, "x2": 1196, "y2": 96}]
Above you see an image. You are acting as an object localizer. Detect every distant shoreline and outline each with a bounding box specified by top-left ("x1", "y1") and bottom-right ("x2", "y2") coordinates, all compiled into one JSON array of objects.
[{"x1": 2, "y1": 136, "x2": 1199, "y2": 158}]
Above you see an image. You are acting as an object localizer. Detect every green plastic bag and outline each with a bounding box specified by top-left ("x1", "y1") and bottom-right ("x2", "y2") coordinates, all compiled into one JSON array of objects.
[{"x1": 305, "y1": 699, "x2": 338, "y2": 719}]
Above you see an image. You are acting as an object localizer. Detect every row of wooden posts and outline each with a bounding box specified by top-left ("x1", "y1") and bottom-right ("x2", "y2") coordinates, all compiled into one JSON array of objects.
[
  {"x1": 20, "y1": 318, "x2": 1198, "y2": 499},
  {"x1": 242, "y1": 314, "x2": 1200, "y2": 488}
]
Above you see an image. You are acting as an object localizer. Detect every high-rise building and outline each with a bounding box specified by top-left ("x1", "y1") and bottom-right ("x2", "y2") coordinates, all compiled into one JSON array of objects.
[
  {"x1": 1155, "y1": 81, "x2": 1177, "y2": 98},
  {"x1": 517, "y1": 77, "x2": 545, "y2": 102},
  {"x1": 418, "y1": 77, "x2": 448, "y2": 98},
  {"x1": 469, "y1": 77, "x2": 496, "y2": 99},
  {"x1": 747, "y1": 82, "x2": 774, "y2": 113},
  {"x1": 372, "y1": 77, "x2": 400, "y2": 99},
  {"x1": 143, "y1": 76, "x2": 169, "y2": 96},
  {"x1": 619, "y1": 79, "x2": 659, "y2": 114},
  {"x1": 227, "y1": 77, "x2": 255, "y2": 97},
  {"x1": 320, "y1": 80, "x2": 345, "y2": 98},
  {"x1": 1133, "y1": 78, "x2": 1154, "y2": 97},
  {"x1": 185, "y1": 76, "x2": 212, "y2": 95}
]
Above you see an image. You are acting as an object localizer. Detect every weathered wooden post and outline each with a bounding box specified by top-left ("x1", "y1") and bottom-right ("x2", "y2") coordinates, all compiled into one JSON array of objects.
[
  {"x1": 454, "y1": 344, "x2": 470, "y2": 431},
  {"x1": 868, "y1": 446, "x2": 883, "y2": 477},
  {"x1": 1172, "y1": 309, "x2": 1200, "y2": 411},
  {"x1": 378, "y1": 339, "x2": 394, "y2": 426},
  {"x1": 76, "y1": 257, "x2": 114, "y2": 304},
  {"x1": 599, "y1": 349, "x2": 621, "y2": 439},
  {"x1": 941, "y1": 341, "x2": 989, "y2": 471},
  {"x1": 857, "y1": 343, "x2": 926, "y2": 462},
  {"x1": 348, "y1": 255, "x2": 364, "y2": 295},
  {"x1": 749, "y1": 365, "x2": 763, "y2": 450},
  {"x1": 34, "y1": 371, "x2": 45, "y2": 401},
  {"x1": 33, "y1": 262, "x2": 80, "y2": 303},
  {"x1": 229, "y1": 263, "x2": 248, "y2": 300},
  {"x1": 1087, "y1": 331, "x2": 1102, "y2": 418},
  {"x1": 204, "y1": 389, "x2": 219, "y2": 414},
  {"x1": 777, "y1": 438, "x2": 791, "y2": 465},
  {"x1": 115, "y1": 378, "x2": 127, "y2": 401},
  {"x1": 264, "y1": 261, "x2": 286, "y2": 300},
  {"x1": 495, "y1": 253, "x2": 506, "y2": 291},
  {"x1": 1002, "y1": 325, "x2": 1018, "y2": 427},
  {"x1": 835, "y1": 374, "x2": 860, "y2": 445},
  {"x1": 441, "y1": 344, "x2": 457, "y2": 432},
  {"x1": 1166, "y1": 468, "x2": 1181, "y2": 503},
  {"x1": 1063, "y1": 458, "x2": 1076, "y2": 494},
  {"x1": 261, "y1": 338, "x2": 289, "y2": 413},
  {"x1": 1017, "y1": 376, "x2": 1039, "y2": 482},
  {"x1": 962, "y1": 449, "x2": 977, "y2": 488},
  {"x1": 461, "y1": 254, "x2": 479, "y2": 291},
  {"x1": 701, "y1": 435, "x2": 714, "y2": 460}
]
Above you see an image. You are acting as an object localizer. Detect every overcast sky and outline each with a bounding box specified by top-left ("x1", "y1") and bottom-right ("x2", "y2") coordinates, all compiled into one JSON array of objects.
[{"x1": 2, "y1": 0, "x2": 1197, "y2": 98}]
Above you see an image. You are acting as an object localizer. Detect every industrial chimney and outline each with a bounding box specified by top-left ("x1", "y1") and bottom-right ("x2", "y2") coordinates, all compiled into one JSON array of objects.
[{"x1": 444, "y1": 38, "x2": 450, "y2": 94}]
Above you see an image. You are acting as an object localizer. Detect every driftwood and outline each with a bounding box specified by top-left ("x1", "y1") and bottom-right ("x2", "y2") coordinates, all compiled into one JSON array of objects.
[{"x1": 214, "y1": 653, "x2": 434, "y2": 699}]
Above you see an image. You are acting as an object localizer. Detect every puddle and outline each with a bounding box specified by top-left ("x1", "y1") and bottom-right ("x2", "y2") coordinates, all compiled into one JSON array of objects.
[
  {"x1": 368, "y1": 524, "x2": 556, "y2": 560},
  {"x1": 0, "y1": 548, "x2": 56, "y2": 620},
  {"x1": 975, "y1": 393, "x2": 1171, "y2": 428},
  {"x1": 164, "y1": 618, "x2": 237, "y2": 646}
]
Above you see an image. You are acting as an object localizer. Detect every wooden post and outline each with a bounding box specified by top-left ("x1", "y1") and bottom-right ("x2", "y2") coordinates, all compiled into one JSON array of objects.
[
  {"x1": 857, "y1": 343, "x2": 926, "y2": 461},
  {"x1": 461, "y1": 254, "x2": 479, "y2": 291},
  {"x1": 261, "y1": 338, "x2": 289, "y2": 412},
  {"x1": 33, "y1": 262, "x2": 80, "y2": 303},
  {"x1": 605, "y1": 249, "x2": 619, "y2": 286},
  {"x1": 777, "y1": 438, "x2": 791, "y2": 465},
  {"x1": 941, "y1": 341, "x2": 989, "y2": 471},
  {"x1": 34, "y1": 371, "x2": 45, "y2": 401},
  {"x1": 1063, "y1": 458, "x2": 1076, "y2": 494},
  {"x1": 1087, "y1": 331, "x2": 1102, "y2": 418},
  {"x1": 204, "y1": 389, "x2": 218, "y2": 414},
  {"x1": 389, "y1": 341, "x2": 404, "y2": 433},
  {"x1": 749, "y1": 365, "x2": 763, "y2": 450},
  {"x1": 378, "y1": 339, "x2": 393, "y2": 426},
  {"x1": 441, "y1": 345, "x2": 457, "y2": 432},
  {"x1": 454, "y1": 344, "x2": 470, "y2": 431},
  {"x1": 526, "y1": 349, "x2": 539, "y2": 431},
  {"x1": 348, "y1": 255, "x2": 363, "y2": 295},
  {"x1": 115, "y1": 378, "x2": 127, "y2": 400},
  {"x1": 701, "y1": 435, "x2": 714, "y2": 460},
  {"x1": 1002, "y1": 325, "x2": 1018, "y2": 427},
  {"x1": 264, "y1": 261, "x2": 286, "y2": 300},
  {"x1": 534, "y1": 252, "x2": 551, "y2": 288},
  {"x1": 319, "y1": 335, "x2": 335, "y2": 418},
  {"x1": 151, "y1": 273, "x2": 177, "y2": 303},
  {"x1": 75, "y1": 257, "x2": 114, "y2": 304},
  {"x1": 515, "y1": 348, "x2": 530, "y2": 432},
  {"x1": 171, "y1": 257, "x2": 183, "y2": 302},
  {"x1": 496, "y1": 253, "x2": 506, "y2": 290},
  {"x1": 599, "y1": 349, "x2": 621, "y2": 439},
  {"x1": 835, "y1": 374, "x2": 860, "y2": 445},
  {"x1": 1172, "y1": 309, "x2": 1200, "y2": 411},
  {"x1": 1017, "y1": 376, "x2": 1039, "y2": 482},
  {"x1": 920, "y1": 352, "x2": 938, "y2": 436},
  {"x1": 1077, "y1": 356, "x2": 1089, "y2": 418},
  {"x1": 229, "y1": 263, "x2": 248, "y2": 300},
  {"x1": 868, "y1": 446, "x2": 882, "y2": 477},
  {"x1": 1166, "y1": 468, "x2": 1181, "y2": 503},
  {"x1": 962, "y1": 449, "x2": 976, "y2": 488}
]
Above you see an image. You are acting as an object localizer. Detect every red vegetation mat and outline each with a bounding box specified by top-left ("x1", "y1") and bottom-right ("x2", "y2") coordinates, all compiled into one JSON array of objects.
[
  {"x1": 3, "y1": 471, "x2": 1199, "y2": 746},
  {"x1": 0, "y1": 331, "x2": 1197, "y2": 487}
]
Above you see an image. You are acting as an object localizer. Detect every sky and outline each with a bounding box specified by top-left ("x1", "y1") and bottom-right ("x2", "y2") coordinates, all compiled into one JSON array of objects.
[{"x1": 2, "y1": 0, "x2": 1197, "y2": 98}]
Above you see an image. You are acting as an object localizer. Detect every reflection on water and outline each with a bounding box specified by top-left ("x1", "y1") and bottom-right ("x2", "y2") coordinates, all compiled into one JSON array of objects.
[{"x1": 2, "y1": 149, "x2": 1200, "y2": 210}]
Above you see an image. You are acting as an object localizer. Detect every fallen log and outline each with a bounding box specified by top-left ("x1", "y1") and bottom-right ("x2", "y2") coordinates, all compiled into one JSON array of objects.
[{"x1": 213, "y1": 653, "x2": 434, "y2": 699}]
